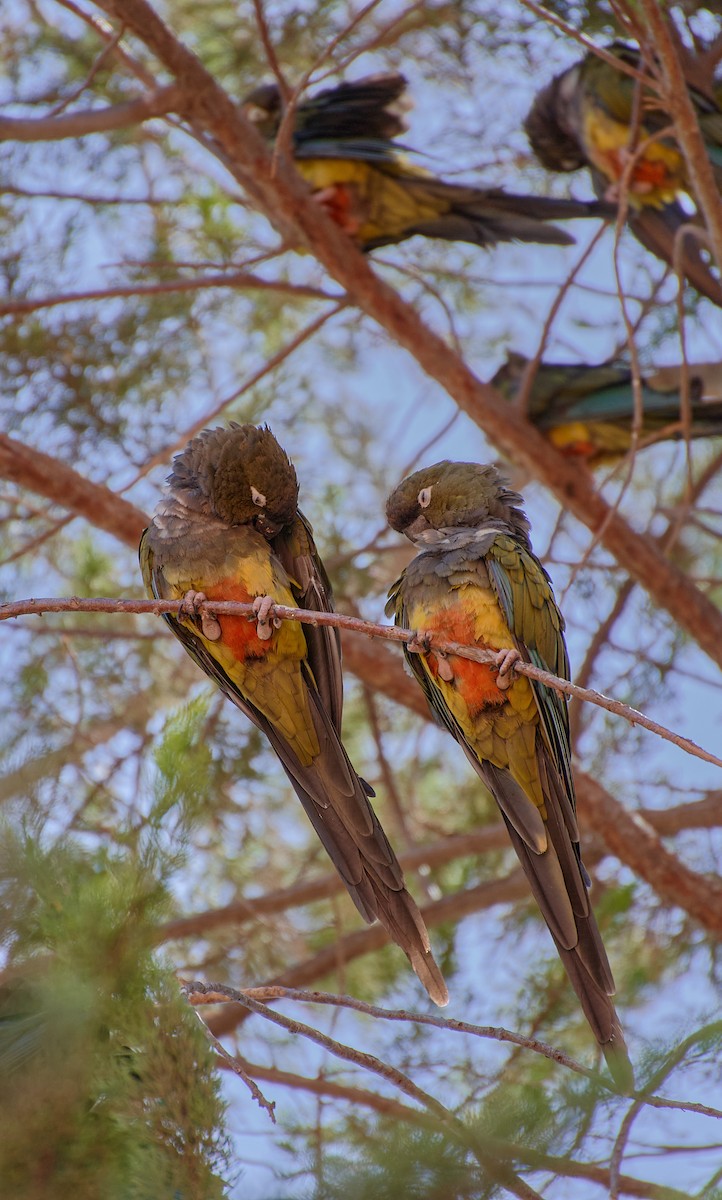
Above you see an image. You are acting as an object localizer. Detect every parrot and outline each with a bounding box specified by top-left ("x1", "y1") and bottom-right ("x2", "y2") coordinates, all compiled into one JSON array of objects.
[
  {"x1": 241, "y1": 72, "x2": 614, "y2": 251},
  {"x1": 385, "y1": 461, "x2": 633, "y2": 1089},
  {"x1": 493, "y1": 352, "x2": 722, "y2": 464},
  {"x1": 525, "y1": 41, "x2": 722, "y2": 306},
  {"x1": 140, "y1": 423, "x2": 448, "y2": 1008}
]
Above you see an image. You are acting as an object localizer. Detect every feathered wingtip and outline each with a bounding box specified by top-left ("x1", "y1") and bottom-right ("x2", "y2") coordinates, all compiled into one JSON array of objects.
[{"x1": 603, "y1": 1031, "x2": 635, "y2": 1094}]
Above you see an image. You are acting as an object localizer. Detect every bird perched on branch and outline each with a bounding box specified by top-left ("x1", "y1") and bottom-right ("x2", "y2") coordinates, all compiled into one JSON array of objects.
[
  {"x1": 140, "y1": 424, "x2": 447, "y2": 1008},
  {"x1": 525, "y1": 41, "x2": 722, "y2": 306},
  {"x1": 385, "y1": 461, "x2": 633, "y2": 1089},
  {"x1": 493, "y1": 352, "x2": 722, "y2": 465},
  {"x1": 242, "y1": 72, "x2": 613, "y2": 251}
]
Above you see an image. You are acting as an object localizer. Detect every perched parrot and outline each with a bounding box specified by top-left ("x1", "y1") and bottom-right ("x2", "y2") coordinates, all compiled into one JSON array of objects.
[
  {"x1": 525, "y1": 41, "x2": 722, "y2": 306},
  {"x1": 242, "y1": 72, "x2": 613, "y2": 251},
  {"x1": 140, "y1": 424, "x2": 448, "y2": 1007},
  {"x1": 493, "y1": 352, "x2": 722, "y2": 464},
  {"x1": 385, "y1": 461, "x2": 633, "y2": 1089}
]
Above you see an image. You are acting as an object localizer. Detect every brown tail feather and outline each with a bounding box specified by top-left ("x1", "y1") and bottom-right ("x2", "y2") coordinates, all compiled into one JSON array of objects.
[
  {"x1": 256, "y1": 689, "x2": 449, "y2": 1007},
  {"x1": 497, "y1": 792, "x2": 633, "y2": 1092}
]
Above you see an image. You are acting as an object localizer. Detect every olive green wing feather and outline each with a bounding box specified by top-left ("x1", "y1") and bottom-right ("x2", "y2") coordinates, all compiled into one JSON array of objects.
[
  {"x1": 273, "y1": 510, "x2": 344, "y2": 734},
  {"x1": 485, "y1": 535, "x2": 575, "y2": 805}
]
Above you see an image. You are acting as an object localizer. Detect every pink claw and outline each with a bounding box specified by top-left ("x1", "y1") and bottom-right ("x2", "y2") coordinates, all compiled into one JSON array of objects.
[
  {"x1": 494, "y1": 647, "x2": 521, "y2": 690},
  {"x1": 179, "y1": 590, "x2": 222, "y2": 642},
  {"x1": 407, "y1": 631, "x2": 432, "y2": 655},
  {"x1": 252, "y1": 594, "x2": 280, "y2": 641}
]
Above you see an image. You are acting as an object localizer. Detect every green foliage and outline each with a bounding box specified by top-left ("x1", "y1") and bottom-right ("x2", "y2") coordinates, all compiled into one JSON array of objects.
[
  {"x1": 318, "y1": 1125, "x2": 472, "y2": 1200},
  {"x1": 0, "y1": 828, "x2": 230, "y2": 1200}
]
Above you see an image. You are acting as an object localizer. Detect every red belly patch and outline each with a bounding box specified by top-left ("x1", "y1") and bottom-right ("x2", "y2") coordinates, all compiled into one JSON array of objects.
[
  {"x1": 606, "y1": 147, "x2": 672, "y2": 192},
  {"x1": 313, "y1": 184, "x2": 362, "y2": 234},
  {"x1": 201, "y1": 579, "x2": 272, "y2": 661},
  {"x1": 561, "y1": 439, "x2": 596, "y2": 459},
  {"x1": 423, "y1": 604, "x2": 506, "y2": 713}
]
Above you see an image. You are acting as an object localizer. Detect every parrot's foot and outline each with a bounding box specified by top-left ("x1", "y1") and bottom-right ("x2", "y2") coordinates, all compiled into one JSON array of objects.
[
  {"x1": 407, "y1": 630, "x2": 432, "y2": 655},
  {"x1": 494, "y1": 647, "x2": 521, "y2": 690},
  {"x1": 252, "y1": 594, "x2": 281, "y2": 641},
  {"x1": 179, "y1": 590, "x2": 222, "y2": 642},
  {"x1": 435, "y1": 651, "x2": 455, "y2": 682}
]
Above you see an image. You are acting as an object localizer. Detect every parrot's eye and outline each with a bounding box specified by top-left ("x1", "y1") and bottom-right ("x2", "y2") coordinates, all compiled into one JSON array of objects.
[
  {"x1": 250, "y1": 485, "x2": 266, "y2": 507},
  {"x1": 244, "y1": 103, "x2": 266, "y2": 125},
  {"x1": 418, "y1": 486, "x2": 432, "y2": 509}
]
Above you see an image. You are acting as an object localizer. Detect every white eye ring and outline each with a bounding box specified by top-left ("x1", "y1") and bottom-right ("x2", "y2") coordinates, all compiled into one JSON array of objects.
[
  {"x1": 250, "y1": 486, "x2": 266, "y2": 507},
  {"x1": 418, "y1": 486, "x2": 432, "y2": 509}
]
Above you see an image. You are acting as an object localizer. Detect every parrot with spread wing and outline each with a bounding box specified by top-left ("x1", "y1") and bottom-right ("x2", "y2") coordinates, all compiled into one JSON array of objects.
[
  {"x1": 140, "y1": 424, "x2": 447, "y2": 1007},
  {"x1": 242, "y1": 72, "x2": 613, "y2": 251},
  {"x1": 385, "y1": 461, "x2": 633, "y2": 1089},
  {"x1": 525, "y1": 41, "x2": 722, "y2": 306},
  {"x1": 493, "y1": 352, "x2": 722, "y2": 464}
]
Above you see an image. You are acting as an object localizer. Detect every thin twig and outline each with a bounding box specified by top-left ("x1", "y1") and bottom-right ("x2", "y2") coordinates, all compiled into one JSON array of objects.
[
  {"x1": 185, "y1": 994, "x2": 276, "y2": 1121},
  {"x1": 0, "y1": 272, "x2": 339, "y2": 317},
  {"x1": 2, "y1": 595, "x2": 720, "y2": 770},
  {"x1": 188, "y1": 982, "x2": 722, "y2": 1125},
  {"x1": 183, "y1": 981, "x2": 543, "y2": 1199}
]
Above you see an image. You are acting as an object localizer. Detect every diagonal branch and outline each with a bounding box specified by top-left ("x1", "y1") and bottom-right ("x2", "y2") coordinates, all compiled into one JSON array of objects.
[
  {"x1": 214, "y1": 1054, "x2": 694, "y2": 1200},
  {"x1": 0, "y1": 434, "x2": 146, "y2": 545}
]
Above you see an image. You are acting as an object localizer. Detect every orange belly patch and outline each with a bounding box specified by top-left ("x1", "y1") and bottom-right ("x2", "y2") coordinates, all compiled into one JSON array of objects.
[
  {"x1": 603, "y1": 146, "x2": 676, "y2": 195},
  {"x1": 200, "y1": 579, "x2": 272, "y2": 661},
  {"x1": 422, "y1": 603, "x2": 507, "y2": 714}
]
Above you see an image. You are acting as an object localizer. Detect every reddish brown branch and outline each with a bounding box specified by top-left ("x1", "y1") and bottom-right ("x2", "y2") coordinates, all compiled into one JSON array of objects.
[
  {"x1": 2, "y1": 594, "x2": 720, "y2": 770},
  {"x1": 157, "y1": 793, "x2": 721, "y2": 945},
  {"x1": 636, "y1": 0, "x2": 722, "y2": 277},
  {"x1": 0, "y1": 435, "x2": 146, "y2": 545},
  {"x1": 0, "y1": 84, "x2": 182, "y2": 141},
  {"x1": 577, "y1": 771, "x2": 722, "y2": 935}
]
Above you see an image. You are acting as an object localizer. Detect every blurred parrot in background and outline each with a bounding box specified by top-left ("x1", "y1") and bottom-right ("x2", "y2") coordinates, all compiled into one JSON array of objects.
[
  {"x1": 385, "y1": 461, "x2": 633, "y2": 1089},
  {"x1": 493, "y1": 352, "x2": 722, "y2": 464},
  {"x1": 140, "y1": 424, "x2": 448, "y2": 1007},
  {"x1": 525, "y1": 41, "x2": 722, "y2": 306},
  {"x1": 242, "y1": 72, "x2": 613, "y2": 251}
]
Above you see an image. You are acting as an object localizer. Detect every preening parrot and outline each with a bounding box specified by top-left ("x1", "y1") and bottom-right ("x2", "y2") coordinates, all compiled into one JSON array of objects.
[
  {"x1": 140, "y1": 424, "x2": 447, "y2": 1007},
  {"x1": 386, "y1": 461, "x2": 633, "y2": 1089},
  {"x1": 525, "y1": 41, "x2": 722, "y2": 306},
  {"x1": 242, "y1": 72, "x2": 613, "y2": 251}
]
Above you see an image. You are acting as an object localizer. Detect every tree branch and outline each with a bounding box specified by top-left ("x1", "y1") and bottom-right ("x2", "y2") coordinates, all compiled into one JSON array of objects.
[
  {"x1": 0, "y1": 434, "x2": 146, "y2": 546},
  {"x1": 0, "y1": 84, "x2": 182, "y2": 141},
  {"x1": 2, "y1": 594, "x2": 720, "y2": 770},
  {"x1": 0, "y1": 272, "x2": 338, "y2": 317},
  {"x1": 214, "y1": 1052, "x2": 694, "y2": 1200},
  {"x1": 183, "y1": 981, "x2": 544, "y2": 1199},
  {"x1": 577, "y1": 771, "x2": 722, "y2": 935},
  {"x1": 636, "y1": 0, "x2": 722, "y2": 277}
]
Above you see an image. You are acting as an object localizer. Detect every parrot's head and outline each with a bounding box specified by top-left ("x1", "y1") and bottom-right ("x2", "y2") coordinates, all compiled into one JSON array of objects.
[
  {"x1": 524, "y1": 66, "x2": 586, "y2": 173},
  {"x1": 168, "y1": 424, "x2": 299, "y2": 537},
  {"x1": 241, "y1": 83, "x2": 282, "y2": 139},
  {"x1": 386, "y1": 461, "x2": 531, "y2": 545}
]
